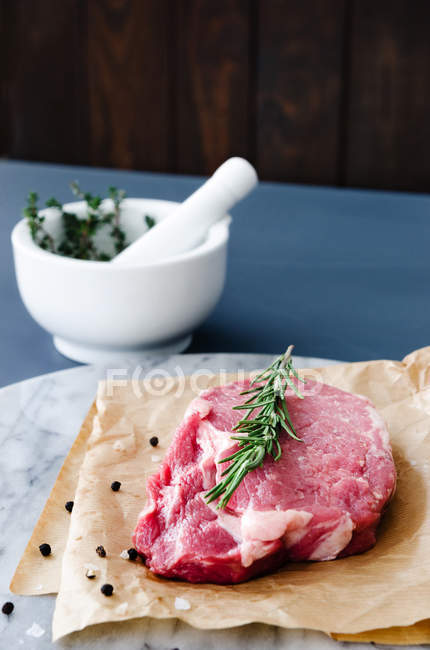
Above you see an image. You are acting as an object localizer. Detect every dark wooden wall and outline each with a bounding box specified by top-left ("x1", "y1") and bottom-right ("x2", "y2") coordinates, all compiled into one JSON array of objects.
[{"x1": 2, "y1": 0, "x2": 430, "y2": 192}]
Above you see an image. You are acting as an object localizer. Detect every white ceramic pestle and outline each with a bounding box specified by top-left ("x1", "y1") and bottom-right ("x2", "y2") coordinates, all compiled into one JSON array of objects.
[{"x1": 112, "y1": 157, "x2": 258, "y2": 266}]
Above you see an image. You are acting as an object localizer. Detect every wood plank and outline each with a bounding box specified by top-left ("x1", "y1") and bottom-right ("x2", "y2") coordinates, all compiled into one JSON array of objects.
[
  {"x1": 87, "y1": 0, "x2": 170, "y2": 171},
  {"x1": 346, "y1": 0, "x2": 430, "y2": 192},
  {"x1": 0, "y1": 0, "x2": 8, "y2": 156},
  {"x1": 175, "y1": 0, "x2": 251, "y2": 175},
  {"x1": 1, "y1": 0, "x2": 85, "y2": 164},
  {"x1": 257, "y1": 0, "x2": 346, "y2": 184}
]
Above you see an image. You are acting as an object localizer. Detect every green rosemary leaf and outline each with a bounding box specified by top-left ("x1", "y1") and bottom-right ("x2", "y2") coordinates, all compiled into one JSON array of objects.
[
  {"x1": 282, "y1": 370, "x2": 305, "y2": 398},
  {"x1": 233, "y1": 398, "x2": 278, "y2": 410}
]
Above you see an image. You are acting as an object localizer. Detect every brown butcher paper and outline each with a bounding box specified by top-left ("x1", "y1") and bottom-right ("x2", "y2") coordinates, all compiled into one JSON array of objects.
[
  {"x1": 10, "y1": 348, "x2": 430, "y2": 643},
  {"x1": 10, "y1": 402, "x2": 96, "y2": 595}
]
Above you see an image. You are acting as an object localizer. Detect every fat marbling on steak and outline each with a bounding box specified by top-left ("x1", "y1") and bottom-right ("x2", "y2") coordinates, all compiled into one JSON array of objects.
[{"x1": 133, "y1": 379, "x2": 396, "y2": 584}]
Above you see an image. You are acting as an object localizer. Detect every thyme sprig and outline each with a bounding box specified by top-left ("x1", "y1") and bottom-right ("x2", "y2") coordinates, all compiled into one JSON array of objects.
[
  {"x1": 23, "y1": 192, "x2": 56, "y2": 253},
  {"x1": 24, "y1": 183, "x2": 156, "y2": 261},
  {"x1": 206, "y1": 345, "x2": 305, "y2": 508}
]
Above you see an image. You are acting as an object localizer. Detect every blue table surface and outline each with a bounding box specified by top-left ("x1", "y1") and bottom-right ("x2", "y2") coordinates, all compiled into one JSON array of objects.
[{"x1": 1, "y1": 159, "x2": 430, "y2": 388}]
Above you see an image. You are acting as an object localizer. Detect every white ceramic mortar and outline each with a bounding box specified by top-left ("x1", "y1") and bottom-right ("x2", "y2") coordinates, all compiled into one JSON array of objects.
[{"x1": 11, "y1": 198, "x2": 231, "y2": 363}]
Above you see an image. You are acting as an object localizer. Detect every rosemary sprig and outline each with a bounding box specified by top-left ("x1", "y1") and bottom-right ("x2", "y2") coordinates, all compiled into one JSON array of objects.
[{"x1": 205, "y1": 345, "x2": 305, "y2": 509}]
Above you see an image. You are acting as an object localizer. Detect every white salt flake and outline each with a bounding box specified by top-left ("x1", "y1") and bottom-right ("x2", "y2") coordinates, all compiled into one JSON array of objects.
[
  {"x1": 410, "y1": 460, "x2": 417, "y2": 466},
  {"x1": 175, "y1": 597, "x2": 191, "y2": 611},
  {"x1": 151, "y1": 455, "x2": 161, "y2": 462},
  {"x1": 120, "y1": 549, "x2": 129, "y2": 560},
  {"x1": 35, "y1": 584, "x2": 43, "y2": 591},
  {"x1": 115, "y1": 602, "x2": 128, "y2": 615},
  {"x1": 113, "y1": 440, "x2": 125, "y2": 452},
  {"x1": 26, "y1": 622, "x2": 45, "y2": 638}
]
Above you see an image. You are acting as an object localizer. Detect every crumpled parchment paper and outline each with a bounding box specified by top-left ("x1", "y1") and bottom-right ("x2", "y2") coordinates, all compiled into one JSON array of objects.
[{"x1": 10, "y1": 348, "x2": 430, "y2": 644}]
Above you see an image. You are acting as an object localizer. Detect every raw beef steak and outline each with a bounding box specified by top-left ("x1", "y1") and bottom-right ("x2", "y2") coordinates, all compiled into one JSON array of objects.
[{"x1": 133, "y1": 379, "x2": 396, "y2": 584}]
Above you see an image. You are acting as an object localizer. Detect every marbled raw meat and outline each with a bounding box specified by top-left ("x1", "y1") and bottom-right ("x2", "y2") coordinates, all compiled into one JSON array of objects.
[{"x1": 133, "y1": 379, "x2": 396, "y2": 584}]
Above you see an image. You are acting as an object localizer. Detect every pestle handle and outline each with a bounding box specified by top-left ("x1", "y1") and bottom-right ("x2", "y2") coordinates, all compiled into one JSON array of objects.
[{"x1": 112, "y1": 157, "x2": 258, "y2": 266}]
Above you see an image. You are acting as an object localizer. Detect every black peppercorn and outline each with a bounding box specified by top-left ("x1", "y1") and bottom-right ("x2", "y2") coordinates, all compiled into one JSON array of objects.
[
  {"x1": 65, "y1": 501, "x2": 74, "y2": 513},
  {"x1": 2, "y1": 602, "x2": 14, "y2": 615},
  {"x1": 100, "y1": 583, "x2": 114, "y2": 597},
  {"x1": 127, "y1": 548, "x2": 138, "y2": 561},
  {"x1": 149, "y1": 436, "x2": 159, "y2": 447},
  {"x1": 96, "y1": 545, "x2": 106, "y2": 557},
  {"x1": 110, "y1": 481, "x2": 121, "y2": 492},
  {"x1": 39, "y1": 543, "x2": 51, "y2": 557}
]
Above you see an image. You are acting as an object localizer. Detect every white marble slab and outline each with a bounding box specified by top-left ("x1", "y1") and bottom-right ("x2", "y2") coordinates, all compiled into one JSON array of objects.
[{"x1": 0, "y1": 354, "x2": 417, "y2": 648}]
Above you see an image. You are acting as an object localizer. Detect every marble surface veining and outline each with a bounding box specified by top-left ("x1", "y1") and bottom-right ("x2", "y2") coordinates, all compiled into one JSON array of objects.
[{"x1": 0, "y1": 354, "x2": 419, "y2": 649}]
